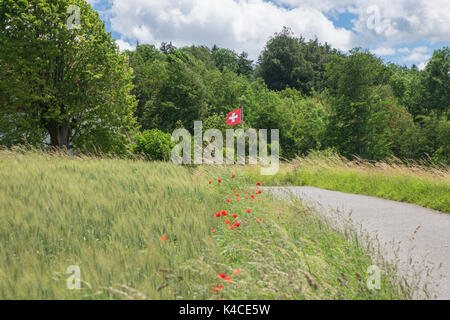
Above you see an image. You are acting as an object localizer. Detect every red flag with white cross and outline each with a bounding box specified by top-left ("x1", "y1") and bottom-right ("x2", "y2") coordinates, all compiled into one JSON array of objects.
[{"x1": 226, "y1": 108, "x2": 242, "y2": 126}]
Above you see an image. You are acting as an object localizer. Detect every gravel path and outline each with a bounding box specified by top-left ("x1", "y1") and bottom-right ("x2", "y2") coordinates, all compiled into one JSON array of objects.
[{"x1": 267, "y1": 186, "x2": 450, "y2": 300}]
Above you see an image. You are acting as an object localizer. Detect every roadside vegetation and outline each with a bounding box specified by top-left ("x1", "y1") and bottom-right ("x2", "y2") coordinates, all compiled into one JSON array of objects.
[
  {"x1": 0, "y1": 150, "x2": 422, "y2": 299},
  {"x1": 241, "y1": 150, "x2": 450, "y2": 213}
]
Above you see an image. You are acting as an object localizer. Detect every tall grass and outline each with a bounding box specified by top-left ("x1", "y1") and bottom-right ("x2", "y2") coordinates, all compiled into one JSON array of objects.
[
  {"x1": 0, "y1": 150, "x2": 420, "y2": 299},
  {"x1": 241, "y1": 151, "x2": 450, "y2": 213}
]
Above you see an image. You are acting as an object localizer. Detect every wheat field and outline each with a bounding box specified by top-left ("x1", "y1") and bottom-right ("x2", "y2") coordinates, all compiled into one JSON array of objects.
[{"x1": 0, "y1": 150, "x2": 419, "y2": 299}]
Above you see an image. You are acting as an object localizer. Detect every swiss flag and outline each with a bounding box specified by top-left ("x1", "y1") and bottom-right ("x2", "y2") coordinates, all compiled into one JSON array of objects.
[{"x1": 226, "y1": 108, "x2": 242, "y2": 126}]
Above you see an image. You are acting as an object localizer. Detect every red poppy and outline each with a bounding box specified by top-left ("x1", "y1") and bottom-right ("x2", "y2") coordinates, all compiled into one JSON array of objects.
[
  {"x1": 224, "y1": 277, "x2": 232, "y2": 283},
  {"x1": 219, "y1": 273, "x2": 226, "y2": 279},
  {"x1": 246, "y1": 209, "x2": 252, "y2": 213},
  {"x1": 236, "y1": 198, "x2": 240, "y2": 202},
  {"x1": 221, "y1": 210, "x2": 228, "y2": 215},
  {"x1": 209, "y1": 181, "x2": 212, "y2": 184},
  {"x1": 233, "y1": 190, "x2": 237, "y2": 193},
  {"x1": 218, "y1": 179, "x2": 222, "y2": 183},
  {"x1": 257, "y1": 190, "x2": 262, "y2": 194},
  {"x1": 256, "y1": 182, "x2": 262, "y2": 186},
  {"x1": 232, "y1": 214, "x2": 238, "y2": 219},
  {"x1": 160, "y1": 235, "x2": 167, "y2": 242},
  {"x1": 256, "y1": 218, "x2": 263, "y2": 222},
  {"x1": 211, "y1": 227, "x2": 215, "y2": 234},
  {"x1": 215, "y1": 212, "x2": 221, "y2": 217},
  {"x1": 213, "y1": 286, "x2": 221, "y2": 293},
  {"x1": 226, "y1": 199, "x2": 230, "y2": 203},
  {"x1": 251, "y1": 188, "x2": 255, "y2": 192},
  {"x1": 235, "y1": 269, "x2": 242, "y2": 275},
  {"x1": 233, "y1": 222, "x2": 240, "y2": 228},
  {"x1": 235, "y1": 193, "x2": 239, "y2": 197},
  {"x1": 245, "y1": 196, "x2": 249, "y2": 199},
  {"x1": 250, "y1": 195, "x2": 255, "y2": 200},
  {"x1": 225, "y1": 220, "x2": 231, "y2": 225},
  {"x1": 232, "y1": 174, "x2": 236, "y2": 178},
  {"x1": 244, "y1": 191, "x2": 248, "y2": 194}
]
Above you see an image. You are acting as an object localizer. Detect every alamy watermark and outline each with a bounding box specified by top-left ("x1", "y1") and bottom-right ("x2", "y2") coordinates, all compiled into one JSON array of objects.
[
  {"x1": 66, "y1": 265, "x2": 81, "y2": 290},
  {"x1": 171, "y1": 121, "x2": 280, "y2": 175},
  {"x1": 67, "y1": 5, "x2": 81, "y2": 30},
  {"x1": 367, "y1": 265, "x2": 381, "y2": 290}
]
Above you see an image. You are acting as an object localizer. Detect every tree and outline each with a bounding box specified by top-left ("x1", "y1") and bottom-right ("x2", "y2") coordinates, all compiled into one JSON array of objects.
[
  {"x1": 325, "y1": 49, "x2": 393, "y2": 159},
  {"x1": 422, "y1": 47, "x2": 449, "y2": 115},
  {"x1": 0, "y1": 0, "x2": 137, "y2": 153},
  {"x1": 256, "y1": 27, "x2": 336, "y2": 94}
]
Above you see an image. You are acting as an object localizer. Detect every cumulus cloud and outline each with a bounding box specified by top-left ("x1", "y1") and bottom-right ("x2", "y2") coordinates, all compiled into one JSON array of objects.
[
  {"x1": 108, "y1": 0, "x2": 355, "y2": 60},
  {"x1": 116, "y1": 39, "x2": 136, "y2": 52},
  {"x1": 277, "y1": 0, "x2": 450, "y2": 46},
  {"x1": 401, "y1": 46, "x2": 431, "y2": 64},
  {"x1": 372, "y1": 47, "x2": 396, "y2": 56}
]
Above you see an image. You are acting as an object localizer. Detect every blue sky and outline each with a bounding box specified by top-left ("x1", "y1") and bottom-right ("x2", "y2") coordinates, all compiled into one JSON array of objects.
[{"x1": 88, "y1": 0, "x2": 449, "y2": 69}]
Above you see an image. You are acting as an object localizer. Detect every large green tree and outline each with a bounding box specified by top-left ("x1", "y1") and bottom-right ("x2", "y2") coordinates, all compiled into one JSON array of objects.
[
  {"x1": 256, "y1": 27, "x2": 336, "y2": 94},
  {"x1": 0, "y1": 0, "x2": 137, "y2": 153}
]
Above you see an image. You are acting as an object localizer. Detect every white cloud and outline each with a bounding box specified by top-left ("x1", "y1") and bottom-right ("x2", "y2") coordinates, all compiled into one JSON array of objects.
[
  {"x1": 372, "y1": 47, "x2": 396, "y2": 56},
  {"x1": 116, "y1": 39, "x2": 136, "y2": 52},
  {"x1": 277, "y1": 0, "x2": 450, "y2": 46},
  {"x1": 401, "y1": 46, "x2": 432, "y2": 67},
  {"x1": 108, "y1": 0, "x2": 355, "y2": 60}
]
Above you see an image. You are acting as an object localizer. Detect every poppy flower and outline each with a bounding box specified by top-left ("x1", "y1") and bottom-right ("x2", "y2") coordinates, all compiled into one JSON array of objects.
[
  {"x1": 225, "y1": 220, "x2": 231, "y2": 224},
  {"x1": 246, "y1": 209, "x2": 252, "y2": 213},
  {"x1": 209, "y1": 181, "x2": 212, "y2": 184},
  {"x1": 215, "y1": 212, "x2": 221, "y2": 217},
  {"x1": 257, "y1": 190, "x2": 262, "y2": 194},
  {"x1": 250, "y1": 195, "x2": 255, "y2": 200},
  {"x1": 236, "y1": 198, "x2": 240, "y2": 202},
  {"x1": 224, "y1": 277, "x2": 232, "y2": 283},
  {"x1": 251, "y1": 188, "x2": 255, "y2": 192},
  {"x1": 233, "y1": 190, "x2": 237, "y2": 193},
  {"x1": 219, "y1": 273, "x2": 226, "y2": 279},
  {"x1": 160, "y1": 235, "x2": 167, "y2": 242},
  {"x1": 232, "y1": 174, "x2": 236, "y2": 178},
  {"x1": 213, "y1": 286, "x2": 222, "y2": 293},
  {"x1": 256, "y1": 182, "x2": 262, "y2": 186},
  {"x1": 256, "y1": 218, "x2": 263, "y2": 222},
  {"x1": 245, "y1": 196, "x2": 249, "y2": 199},
  {"x1": 235, "y1": 269, "x2": 242, "y2": 275},
  {"x1": 233, "y1": 222, "x2": 240, "y2": 228},
  {"x1": 226, "y1": 199, "x2": 230, "y2": 203},
  {"x1": 221, "y1": 210, "x2": 228, "y2": 216},
  {"x1": 211, "y1": 227, "x2": 215, "y2": 234},
  {"x1": 232, "y1": 214, "x2": 238, "y2": 219},
  {"x1": 244, "y1": 191, "x2": 248, "y2": 194},
  {"x1": 235, "y1": 193, "x2": 239, "y2": 197},
  {"x1": 218, "y1": 179, "x2": 222, "y2": 183}
]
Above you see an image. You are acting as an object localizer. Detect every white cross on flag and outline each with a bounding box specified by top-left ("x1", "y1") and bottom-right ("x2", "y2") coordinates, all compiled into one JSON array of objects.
[{"x1": 226, "y1": 108, "x2": 242, "y2": 126}]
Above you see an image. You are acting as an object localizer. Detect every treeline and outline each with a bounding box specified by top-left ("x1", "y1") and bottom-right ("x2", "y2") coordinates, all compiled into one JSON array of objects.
[
  {"x1": 127, "y1": 27, "x2": 449, "y2": 162},
  {"x1": 0, "y1": 2, "x2": 448, "y2": 163}
]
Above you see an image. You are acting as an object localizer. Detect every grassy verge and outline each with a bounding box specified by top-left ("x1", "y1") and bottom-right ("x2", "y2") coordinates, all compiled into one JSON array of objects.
[
  {"x1": 0, "y1": 150, "x2": 418, "y2": 299},
  {"x1": 240, "y1": 151, "x2": 450, "y2": 213}
]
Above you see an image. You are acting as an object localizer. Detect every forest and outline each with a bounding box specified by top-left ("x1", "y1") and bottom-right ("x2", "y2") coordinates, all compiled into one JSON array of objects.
[{"x1": 0, "y1": 1, "x2": 449, "y2": 163}]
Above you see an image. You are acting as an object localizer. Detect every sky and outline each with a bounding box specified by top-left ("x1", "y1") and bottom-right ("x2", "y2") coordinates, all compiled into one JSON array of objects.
[{"x1": 87, "y1": 0, "x2": 450, "y2": 70}]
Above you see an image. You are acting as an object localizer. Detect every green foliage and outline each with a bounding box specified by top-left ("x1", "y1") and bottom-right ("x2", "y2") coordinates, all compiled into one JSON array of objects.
[
  {"x1": 131, "y1": 129, "x2": 175, "y2": 161},
  {"x1": 0, "y1": 0, "x2": 138, "y2": 152},
  {"x1": 256, "y1": 27, "x2": 336, "y2": 94}
]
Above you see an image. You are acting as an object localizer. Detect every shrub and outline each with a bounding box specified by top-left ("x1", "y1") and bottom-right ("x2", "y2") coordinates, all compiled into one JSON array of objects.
[{"x1": 131, "y1": 129, "x2": 175, "y2": 161}]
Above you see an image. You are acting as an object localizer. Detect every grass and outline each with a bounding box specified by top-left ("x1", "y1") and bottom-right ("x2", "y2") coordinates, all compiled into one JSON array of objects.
[
  {"x1": 0, "y1": 149, "x2": 423, "y2": 299},
  {"x1": 240, "y1": 151, "x2": 450, "y2": 213}
]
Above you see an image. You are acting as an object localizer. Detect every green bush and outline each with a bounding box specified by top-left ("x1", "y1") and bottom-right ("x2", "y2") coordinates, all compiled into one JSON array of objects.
[{"x1": 131, "y1": 129, "x2": 175, "y2": 161}]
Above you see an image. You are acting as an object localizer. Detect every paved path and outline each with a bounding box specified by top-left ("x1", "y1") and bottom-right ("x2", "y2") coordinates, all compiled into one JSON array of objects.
[{"x1": 267, "y1": 187, "x2": 450, "y2": 300}]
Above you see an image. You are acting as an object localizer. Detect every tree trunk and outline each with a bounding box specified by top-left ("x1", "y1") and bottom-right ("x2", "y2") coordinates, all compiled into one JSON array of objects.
[{"x1": 48, "y1": 122, "x2": 70, "y2": 149}]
